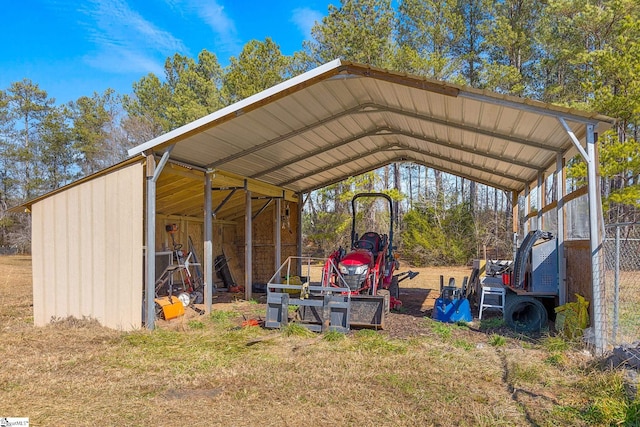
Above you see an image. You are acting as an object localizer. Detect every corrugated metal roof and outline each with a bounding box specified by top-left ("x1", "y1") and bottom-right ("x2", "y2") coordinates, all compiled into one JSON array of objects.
[{"x1": 129, "y1": 59, "x2": 615, "y2": 194}]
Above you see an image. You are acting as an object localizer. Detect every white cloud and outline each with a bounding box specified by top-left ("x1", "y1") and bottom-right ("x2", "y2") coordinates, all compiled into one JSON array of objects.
[
  {"x1": 164, "y1": 0, "x2": 240, "y2": 54},
  {"x1": 291, "y1": 7, "x2": 323, "y2": 40},
  {"x1": 84, "y1": 47, "x2": 165, "y2": 76},
  {"x1": 80, "y1": 0, "x2": 187, "y2": 74}
]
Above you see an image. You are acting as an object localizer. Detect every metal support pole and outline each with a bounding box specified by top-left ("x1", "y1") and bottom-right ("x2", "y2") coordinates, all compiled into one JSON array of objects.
[
  {"x1": 275, "y1": 198, "x2": 282, "y2": 272},
  {"x1": 586, "y1": 124, "x2": 605, "y2": 354},
  {"x1": 145, "y1": 147, "x2": 173, "y2": 330},
  {"x1": 204, "y1": 171, "x2": 213, "y2": 314},
  {"x1": 145, "y1": 170, "x2": 156, "y2": 329},
  {"x1": 537, "y1": 172, "x2": 544, "y2": 230},
  {"x1": 560, "y1": 118, "x2": 605, "y2": 353},
  {"x1": 297, "y1": 193, "x2": 303, "y2": 275},
  {"x1": 556, "y1": 153, "x2": 567, "y2": 305},
  {"x1": 613, "y1": 225, "x2": 620, "y2": 343},
  {"x1": 524, "y1": 184, "x2": 530, "y2": 235},
  {"x1": 512, "y1": 190, "x2": 519, "y2": 261},
  {"x1": 245, "y1": 189, "x2": 252, "y2": 300}
]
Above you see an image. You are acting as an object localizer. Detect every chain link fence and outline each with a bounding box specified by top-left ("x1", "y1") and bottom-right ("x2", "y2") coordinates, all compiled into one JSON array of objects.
[{"x1": 603, "y1": 222, "x2": 640, "y2": 346}]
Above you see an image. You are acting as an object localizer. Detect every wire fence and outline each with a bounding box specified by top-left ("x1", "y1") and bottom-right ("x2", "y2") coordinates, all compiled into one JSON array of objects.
[{"x1": 603, "y1": 222, "x2": 640, "y2": 347}]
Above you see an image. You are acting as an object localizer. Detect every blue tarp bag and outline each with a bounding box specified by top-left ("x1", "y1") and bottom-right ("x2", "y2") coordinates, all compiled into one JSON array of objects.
[{"x1": 433, "y1": 297, "x2": 472, "y2": 323}]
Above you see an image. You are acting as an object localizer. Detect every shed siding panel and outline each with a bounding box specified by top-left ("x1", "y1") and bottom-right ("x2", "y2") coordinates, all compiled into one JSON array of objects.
[
  {"x1": 31, "y1": 162, "x2": 143, "y2": 330},
  {"x1": 78, "y1": 183, "x2": 94, "y2": 317},
  {"x1": 31, "y1": 200, "x2": 45, "y2": 326},
  {"x1": 66, "y1": 186, "x2": 81, "y2": 317},
  {"x1": 91, "y1": 176, "x2": 107, "y2": 324},
  {"x1": 42, "y1": 196, "x2": 57, "y2": 322},
  {"x1": 53, "y1": 192, "x2": 67, "y2": 318}
]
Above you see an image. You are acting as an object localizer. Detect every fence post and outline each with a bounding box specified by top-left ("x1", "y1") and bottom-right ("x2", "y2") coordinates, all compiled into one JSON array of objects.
[{"x1": 613, "y1": 225, "x2": 620, "y2": 343}]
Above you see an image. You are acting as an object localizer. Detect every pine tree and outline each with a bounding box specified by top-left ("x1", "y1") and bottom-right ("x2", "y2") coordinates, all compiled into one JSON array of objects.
[
  {"x1": 395, "y1": 0, "x2": 464, "y2": 80},
  {"x1": 40, "y1": 105, "x2": 74, "y2": 189},
  {"x1": 223, "y1": 38, "x2": 292, "y2": 104},
  {"x1": 304, "y1": 0, "x2": 395, "y2": 67},
  {"x1": 4, "y1": 79, "x2": 54, "y2": 200}
]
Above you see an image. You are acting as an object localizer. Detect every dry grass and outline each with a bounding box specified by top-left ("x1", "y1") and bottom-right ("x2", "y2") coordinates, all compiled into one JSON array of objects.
[{"x1": 1, "y1": 256, "x2": 638, "y2": 426}]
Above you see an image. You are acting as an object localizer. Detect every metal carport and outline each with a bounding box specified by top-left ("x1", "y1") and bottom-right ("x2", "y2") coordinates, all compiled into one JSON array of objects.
[{"x1": 128, "y1": 59, "x2": 614, "y2": 353}]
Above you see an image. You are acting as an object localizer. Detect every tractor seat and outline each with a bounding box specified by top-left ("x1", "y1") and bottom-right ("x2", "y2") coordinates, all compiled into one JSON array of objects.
[{"x1": 356, "y1": 232, "x2": 383, "y2": 257}]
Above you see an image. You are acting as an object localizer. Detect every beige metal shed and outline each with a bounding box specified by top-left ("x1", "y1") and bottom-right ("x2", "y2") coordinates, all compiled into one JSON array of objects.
[{"x1": 19, "y1": 59, "x2": 614, "y2": 351}]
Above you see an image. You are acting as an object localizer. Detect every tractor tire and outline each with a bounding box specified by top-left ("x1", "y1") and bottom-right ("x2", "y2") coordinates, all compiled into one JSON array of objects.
[
  {"x1": 388, "y1": 276, "x2": 399, "y2": 300},
  {"x1": 504, "y1": 295, "x2": 548, "y2": 332},
  {"x1": 378, "y1": 289, "x2": 391, "y2": 314}
]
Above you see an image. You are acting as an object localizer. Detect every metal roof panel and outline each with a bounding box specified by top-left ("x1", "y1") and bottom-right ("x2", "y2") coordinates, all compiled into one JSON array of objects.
[{"x1": 126, "y1": 60, "x2": 615, "y2": 195}]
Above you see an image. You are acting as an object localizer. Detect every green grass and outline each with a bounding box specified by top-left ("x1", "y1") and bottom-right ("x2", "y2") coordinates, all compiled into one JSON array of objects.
[
  {"x1": 479, "y1": 317, "x2": 505, "y2": 330},
  {"x1": 429, "y1": 321, "x2": 452, "y2": 340},
  {"x1": 571, "y1": 368, "x2": 640, "y2": 425},
  {"x1": 280, "y1": 322, "x2": 315, "y2": 337},
  {"x1": 618, "y1": 302, "x2": 640, "y2": 341},
  {"x1": 489, "y1": 334, "x2": 506, "y2": 347},
  {"x1": 209, "y1": 310, "x2": 238, "y2": 324},
  {"x1": 323, "y1": 330, "x2": 346, "y2": 342},
  {"x1": 453, "y1": 338, "x2": 473, "y2": 350},
  {"x1": 544, "y1": 353, "x2": 565, "y2": 366},
  {"x1": 288, "y1": 305, "x2": 299, "y2": 314},
  {"x1": 350, "y1": 329, "x2": 407, "y2": 354},
  {"x1": 509, "y1": 363, "x2": 542, "y2": 385},
  {"x1": 187, "y1": 320, "x2": 205, "y2": 329},
  {"x1": 541, "y1": 335, "x2": 571, "y2": 352}
]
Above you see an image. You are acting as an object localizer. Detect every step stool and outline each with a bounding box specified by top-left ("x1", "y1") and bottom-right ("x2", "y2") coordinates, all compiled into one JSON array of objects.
[{"x1": 479, "y1": 286, "x2": 506, "y2": 319}]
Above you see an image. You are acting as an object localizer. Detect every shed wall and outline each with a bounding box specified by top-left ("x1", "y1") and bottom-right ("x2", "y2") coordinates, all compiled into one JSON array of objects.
[
  {"x1": 32, "y1": 162, "x2": 144, "y2": 330},
  {"x1": 235, "y1": 202, "x2": 299, "y2": 284}
]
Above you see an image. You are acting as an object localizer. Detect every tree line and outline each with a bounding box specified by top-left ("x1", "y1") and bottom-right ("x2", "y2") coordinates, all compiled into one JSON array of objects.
[{"x1": 1, "y1": 0, "x2": 639, "y2": 264}]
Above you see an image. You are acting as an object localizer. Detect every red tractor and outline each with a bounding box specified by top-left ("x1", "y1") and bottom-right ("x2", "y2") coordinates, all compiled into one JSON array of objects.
[{"x1": 322, "y1": 193, "x2": 414, "y2": 312}]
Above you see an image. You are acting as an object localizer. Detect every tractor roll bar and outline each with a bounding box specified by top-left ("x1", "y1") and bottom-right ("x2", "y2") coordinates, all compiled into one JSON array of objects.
[{"x1": 350, "y1": 192, "x2": 394, "y2": 260}]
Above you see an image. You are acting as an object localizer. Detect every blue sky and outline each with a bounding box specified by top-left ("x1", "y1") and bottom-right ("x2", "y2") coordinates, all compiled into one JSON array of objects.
[{"x1": 1, "y1": 0, "x2": 330, "y2": 104}]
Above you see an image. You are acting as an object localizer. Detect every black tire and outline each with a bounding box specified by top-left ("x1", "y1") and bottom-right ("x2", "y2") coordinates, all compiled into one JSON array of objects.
[
  {"x1": 504, "y1": 295, "x2": 548, "y2": 332},
  {"x1": 388, "y1": 276, "x2": 399, "y2": 300},
  {"x1": 378, "y1": 289, "x2": 391, "y2": 314}
]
